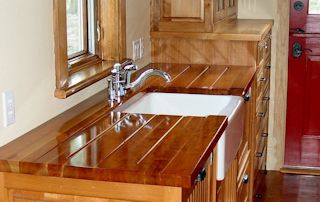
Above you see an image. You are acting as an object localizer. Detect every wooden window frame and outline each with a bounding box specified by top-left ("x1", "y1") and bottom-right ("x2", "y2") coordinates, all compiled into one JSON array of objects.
[{"x1": 53, "y1": 0, "x2": 126, "y2": 99}]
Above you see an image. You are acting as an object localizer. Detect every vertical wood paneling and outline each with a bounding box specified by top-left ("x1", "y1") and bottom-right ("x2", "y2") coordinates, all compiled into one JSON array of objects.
[
  {"x1": 152, "y1": 38, "x2": 257, "y2": 66},
  {"x1": 185, "y1": 157, "x2": 213, "y2": 202},
  {"x1": 0, "y1": 173, "x2": 8, "y2": 202},
  {"x1": 270, "y1": 0, "x2": 289, "y2": 170}
]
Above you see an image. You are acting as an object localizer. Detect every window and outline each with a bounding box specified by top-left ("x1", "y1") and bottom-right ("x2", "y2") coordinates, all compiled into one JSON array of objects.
[
  {"x1": 66, "y1": 0, "x2": 98, "y2": 60},
  {"x1": 53, "y1": 0, "x2": 126, "y2": 99},
  {"x1": 309, "y1": 0, "x2": 320, "y2": 14}
]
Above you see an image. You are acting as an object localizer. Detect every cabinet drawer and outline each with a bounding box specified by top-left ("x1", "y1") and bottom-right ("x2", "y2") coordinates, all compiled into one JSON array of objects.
[
  {"x1": 257, "y1": 32, "x2": 272, "y2": 66},
  {"x1": 255, "y1": 122, "x2": 268, "y2": 157},
  {"x1": 254, "y1": 144, "x2": 267, "y2": 177},
  {"x1": 255, "y1": 87, "x2": 270, "y2": 133},
  {"x1": 237, "y1": 141, "x2": 249, "y2": 175},
  {"x1": 237, "y1": 158, "x2": 250, "y2": 202},
  {"x1": 256, "y1": 64, "x2": 270, "y2": 101},
  {"x1": 255, "y1": 103, "x2": 269, "y2": 135}
]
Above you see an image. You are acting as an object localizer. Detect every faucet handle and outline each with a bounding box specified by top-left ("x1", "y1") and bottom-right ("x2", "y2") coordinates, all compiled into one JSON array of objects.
[
  {"x1": 113, "y1": 63, "x2": 121, "y2": 72},
  {"x1": 124, "y1": 64, "x2": 138, "y2": 71}
]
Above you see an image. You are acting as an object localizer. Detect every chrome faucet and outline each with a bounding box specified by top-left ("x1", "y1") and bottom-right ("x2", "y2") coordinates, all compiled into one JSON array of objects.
[{"x1": 108, "y1": 59, "x2": 171, "y2": 102}]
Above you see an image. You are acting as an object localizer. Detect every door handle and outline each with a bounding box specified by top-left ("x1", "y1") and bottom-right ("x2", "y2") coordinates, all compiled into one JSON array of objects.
[
  {"x1": 293, "y1": 42, "x2": 303, "y2": 58},
  {"x1": 292, "y1": 42, "x2": 313, "y2": 58}
]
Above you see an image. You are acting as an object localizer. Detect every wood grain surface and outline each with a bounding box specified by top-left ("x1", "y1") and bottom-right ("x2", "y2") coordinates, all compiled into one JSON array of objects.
[{"x1": 0, "y1": 63, "x2": 255, "y2": 188}]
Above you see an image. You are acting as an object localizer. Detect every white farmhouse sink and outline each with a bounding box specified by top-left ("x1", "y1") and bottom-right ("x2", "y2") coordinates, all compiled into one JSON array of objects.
[{"x1": 115, "y1": 92, "x2": 245, "y2": 181}]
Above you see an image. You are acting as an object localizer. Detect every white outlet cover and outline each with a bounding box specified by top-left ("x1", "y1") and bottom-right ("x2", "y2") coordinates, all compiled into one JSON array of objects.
[
  {"x1": 132, "y1": 40, "x2": 141, "y2": 61},
  {"x1": 139, "y1": 38, "x2": 144, "y2": 59},
  {"x1": 2, "y1": 91, "x2": 15, "y2": 127}
]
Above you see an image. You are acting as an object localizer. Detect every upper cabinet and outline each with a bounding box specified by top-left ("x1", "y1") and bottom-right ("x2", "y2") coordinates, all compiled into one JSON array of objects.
[
  {"x1": 151, "y1": 0, "x2": 238, "y2": 32},
  {"x1": 215, "y1": 0, "x2": 237, "y2": 22}
]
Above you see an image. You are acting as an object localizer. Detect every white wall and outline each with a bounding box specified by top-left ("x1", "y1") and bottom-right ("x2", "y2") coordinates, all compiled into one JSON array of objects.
[
  {"x1": 126, "y1": 0, "x2": 151, "y2": 67},
  {"x1": 0, "y1": 0, "x2": 151, "y2": 147},
  {"x1": 238, "y1": 0, "x2": 279, "y2": 170}
]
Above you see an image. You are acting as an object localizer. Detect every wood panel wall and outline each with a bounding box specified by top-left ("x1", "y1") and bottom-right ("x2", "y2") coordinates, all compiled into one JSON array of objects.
[{"x1": 152, "y1": 38, "x2": 257, "y2": 66}]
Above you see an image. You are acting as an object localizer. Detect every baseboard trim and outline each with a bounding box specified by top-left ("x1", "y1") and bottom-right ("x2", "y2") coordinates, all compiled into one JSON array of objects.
[{"x1": 281, "y1": 167, "x2": 320, "y2": 175}]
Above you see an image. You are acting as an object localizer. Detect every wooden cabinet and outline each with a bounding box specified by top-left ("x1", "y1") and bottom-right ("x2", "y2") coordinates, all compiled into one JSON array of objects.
[
  {"x1": 151, "y1": 22, "x2": 272, "y2": 201},
  {"x1": 151, "y1": 0, "x2": 237, "y2": 32},
  {"x1": 214, "y1": 0, "x2": 237, "y2": 22},
  {"x1": 251, "y1": 34, "x2": 271, "y2": 199},
  {"x1": 216, "y1": 159, "x2": 238, "y2": 202},
  {"x1": 0, "y1": 153, "x2": 217, "y2": 202}
]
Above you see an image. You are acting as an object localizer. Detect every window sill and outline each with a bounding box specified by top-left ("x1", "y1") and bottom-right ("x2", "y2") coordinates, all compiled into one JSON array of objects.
[{"x1": 54, "y1": 60, "x2": 115, "y2": 99}]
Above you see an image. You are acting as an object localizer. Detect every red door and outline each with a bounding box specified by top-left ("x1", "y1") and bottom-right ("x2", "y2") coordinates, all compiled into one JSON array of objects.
[{"x1": 285, "y1": 0, "x2": 320, "y2": 168}]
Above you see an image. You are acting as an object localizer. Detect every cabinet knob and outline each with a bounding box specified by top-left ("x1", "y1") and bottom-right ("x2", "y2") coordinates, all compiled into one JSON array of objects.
[
  {"x1": 263, "y1": 96, "x2": 270, "y2": 101},
  {"x1": 243, "y1": 174, "x2": 249, "y2": 184},
  {"x1": 259, "y1": 77, "x2": 267, "y2": 82},
  {"x1": 257, "y1": 112, "x2": 266, "y2": 117},
  {"x1": 262, "y1": 132, "x2": 269, "y2": 137},
  {"x1": 256, "y1": 152, "x2": 263, "y2": 157},
  {"x1": 196, "y1": 168, "x2": 206, "y2": 182}
]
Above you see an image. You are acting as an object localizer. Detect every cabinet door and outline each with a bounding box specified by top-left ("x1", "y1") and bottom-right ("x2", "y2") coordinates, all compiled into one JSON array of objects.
[
  {"x1": 214, "y1": 0, "x2": 237, "y2": 22},
  {"x1": 163, "y1": 0, "x2": 204, "y2": 19},
  {"x1": 152, "y1": 0, "x2": 213, "y2": 32}
]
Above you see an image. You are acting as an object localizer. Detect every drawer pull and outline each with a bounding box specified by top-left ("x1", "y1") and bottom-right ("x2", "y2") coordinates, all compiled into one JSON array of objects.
[
  {"x1": 243, "y1": 174, "x2": 249, "y2": 184},
  {"x1": 256, "y1": 152, "x2": 263, "y2": 157},
  {"x1": 257, "y1": 112, "x2": 266, "y2": 117},
  {"x1": 262, "y1": 132, "x2": 269, "y2": 137},
  {"x1": 259, "y1": 77, "x2": 267, "y2": 82},
  {"x1": 263, "y1": 96, "x2": 270, "y2": 101},
  {"x1": 195, "y1": 168, "x2": 206, "y2": 182}
]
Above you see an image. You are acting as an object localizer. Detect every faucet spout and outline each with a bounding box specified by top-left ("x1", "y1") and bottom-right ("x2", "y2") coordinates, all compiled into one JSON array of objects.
[
  {"x1": 108, "y1": 60, "x2": 172, "y2": 103},
  {"x1": 125, "y1": 69, "x2": 171, "y2": 89}
]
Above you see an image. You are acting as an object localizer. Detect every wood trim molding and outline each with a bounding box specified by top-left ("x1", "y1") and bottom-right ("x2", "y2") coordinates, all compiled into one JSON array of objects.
[
  {"x1": 281, "y1": 167, "x2": 320, "y2": 176},
  {"x1": 53, "y1": 0, "x2": 68, "y2": 89},
  {"x1": 53, "y1": 0, "x2": 126, "y2": 99},
  {"x1": 101, "y1": 0, "x2": 126, "y2": 61},
  {"x1": 273, "y1": 0, "x2": 290, "y2": 170},
  {"x1": 2, "y1": 172, "x2": 182, "y2": 202}
]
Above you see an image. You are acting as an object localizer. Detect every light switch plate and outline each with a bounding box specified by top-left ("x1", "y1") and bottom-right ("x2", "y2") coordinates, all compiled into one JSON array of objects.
[
  {"x1": 132, "y1": 40, "x2": 141, "y2": 61},
  {"x1": 139, "y1": 38, "x2": 144, "y2": 59},
  {"x1": 2, "y1": 91, "x2": 15, "y2": 127}
]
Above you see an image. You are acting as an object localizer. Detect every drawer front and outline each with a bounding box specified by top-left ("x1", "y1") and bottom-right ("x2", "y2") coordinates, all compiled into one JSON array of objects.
[
  {"x1": 237, "y1": 159, "x2": 250, "y2": 202},
  {"x1": 254, "y1": 144, "x2": 267, "y2": 178},
  {"x1": 255, "y1": 86, "x2": 270, "y2": 134},
  {"x1": 255, "y1": 119, "x2": 268, "y2": 157},
  {"x1": 257, "y1": 32, "x2": 272, "y2": 65},
  {"x1": 256, "y1": 64, "x2": 270, "y2": 101},
  {"x1": 237, "y1": 141, "x2": 249, "y2": 176}
]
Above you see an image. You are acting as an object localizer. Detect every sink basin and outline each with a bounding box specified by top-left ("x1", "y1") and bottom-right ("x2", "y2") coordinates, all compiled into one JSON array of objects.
[{"x1": 115, "y1": 92, "x2": 245, "y2": 181}]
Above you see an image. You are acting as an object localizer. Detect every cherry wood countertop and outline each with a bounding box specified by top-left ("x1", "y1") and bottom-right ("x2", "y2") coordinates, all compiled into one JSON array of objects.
[{"x1": 0, "y1": 63, "x2": 256, "y2": 188}]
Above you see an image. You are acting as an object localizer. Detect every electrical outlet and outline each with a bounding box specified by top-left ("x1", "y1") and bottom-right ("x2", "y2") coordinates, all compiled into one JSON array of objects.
[
  {"x1": 139, "y1": 38, "x2": 144, "y2": 59},
  {"x1": 132, "y1": 40, "x2": 141, "y2": 61},
  {"x1": 2, "y1": 91, "x2": 15, "y2": 127}
]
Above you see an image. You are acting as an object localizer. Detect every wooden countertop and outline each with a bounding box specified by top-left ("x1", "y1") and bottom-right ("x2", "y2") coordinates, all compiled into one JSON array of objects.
[
  {"x1": 0, "y1": 63, "x2": 256, "y2": 188},
  {"x1": 151, "y1": 19, "x2": 274, "y2": 41}
]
